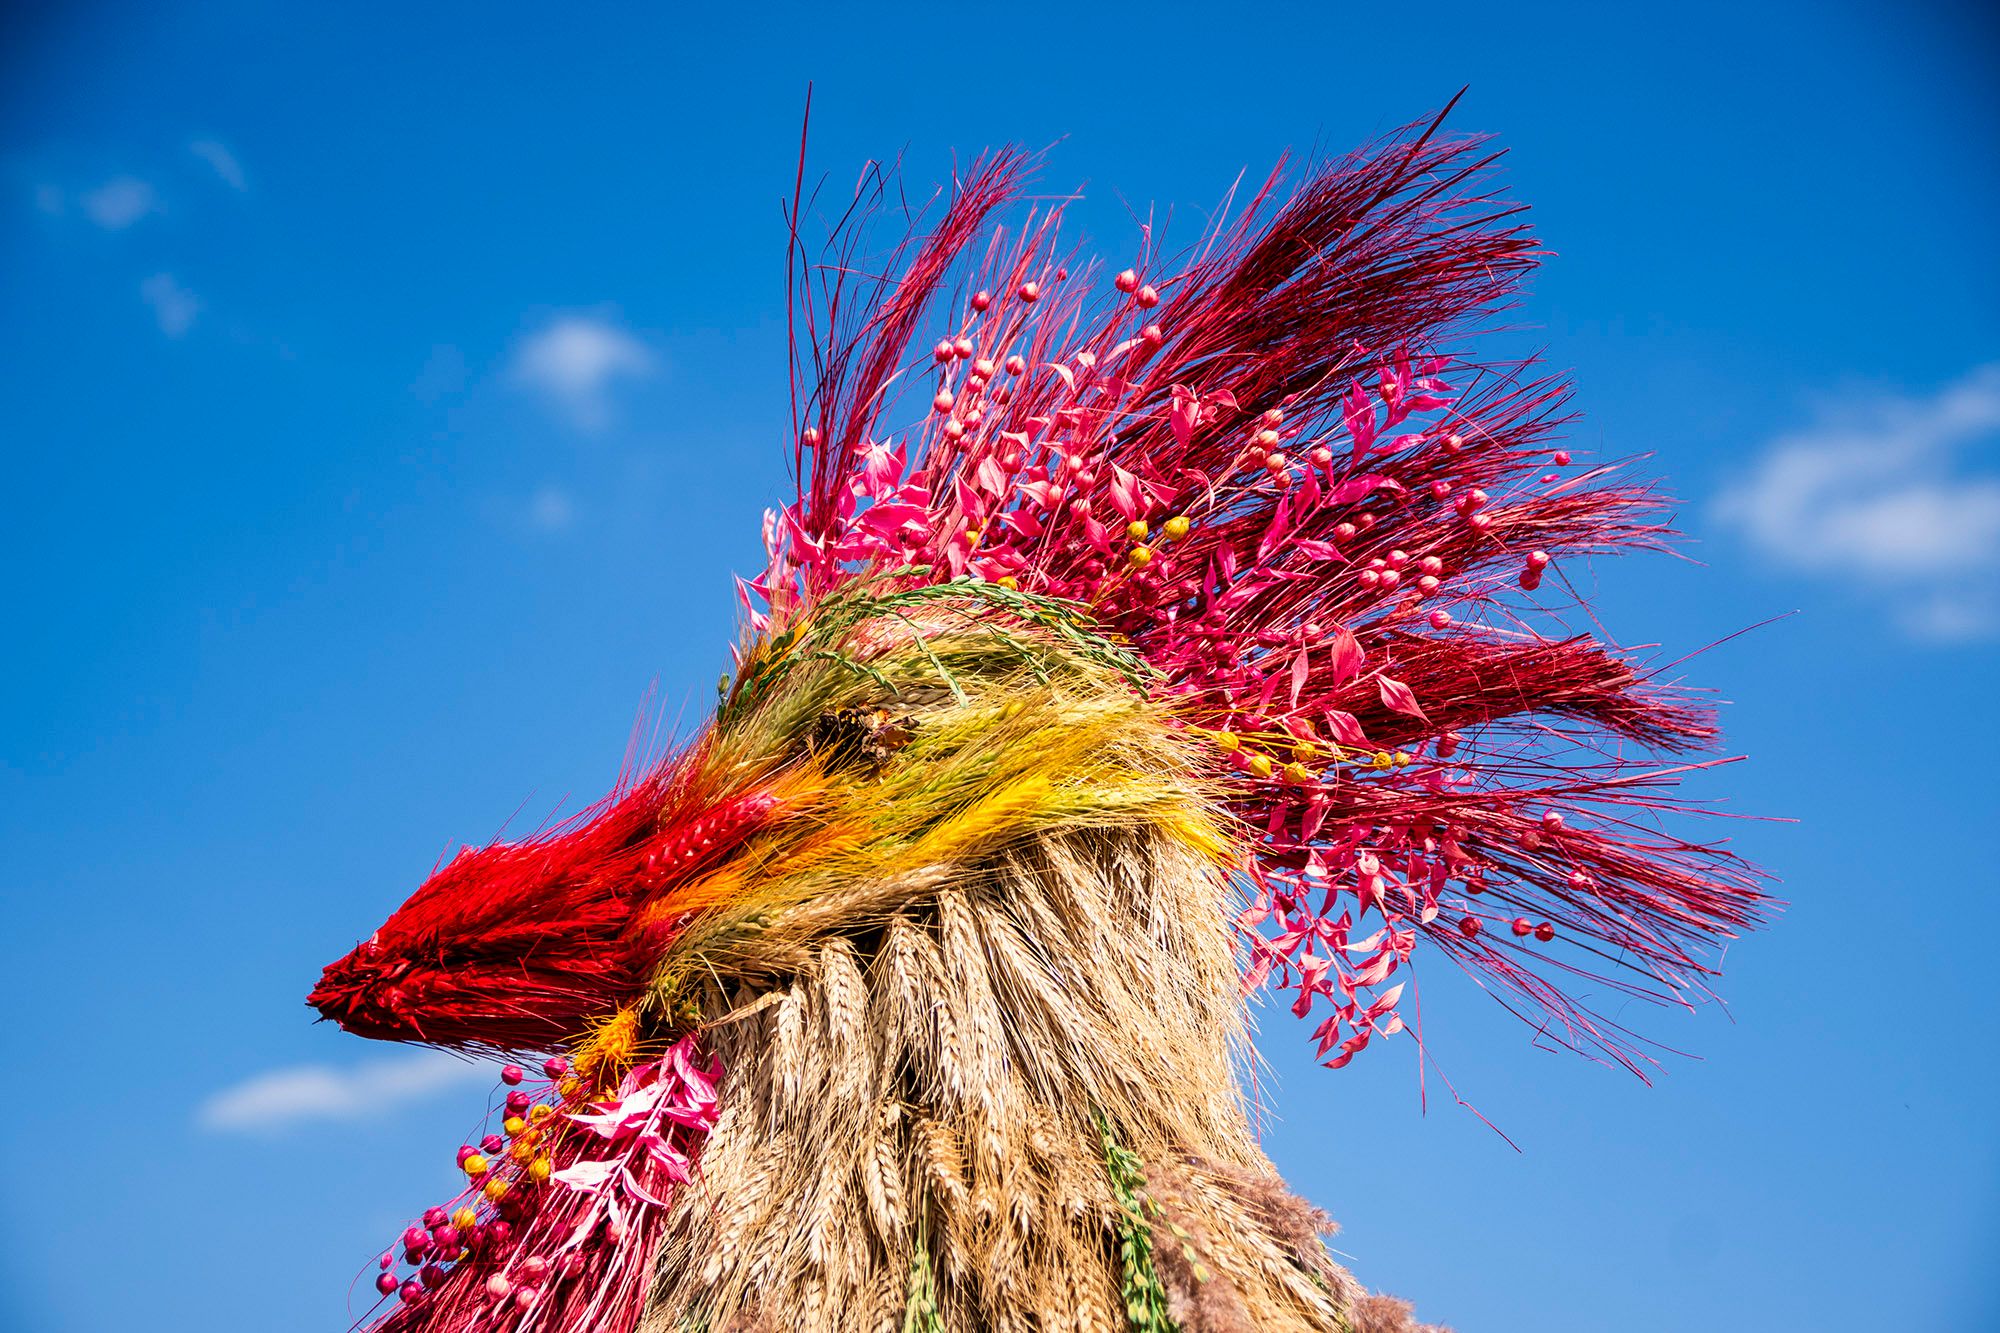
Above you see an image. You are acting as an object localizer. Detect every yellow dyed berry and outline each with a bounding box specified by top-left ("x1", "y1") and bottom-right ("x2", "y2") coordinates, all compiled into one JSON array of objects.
[
  {"x1": 1247, "y1": 754, "x2": 1274, "y2": 779},
  {"x1": 509, "y1": 1141, "x2": 535, "y2": 1162},
  {"x1": 1213, "y1": 731, "x2": 1239, "y2": 751},
  {"x1": 1127, "y1": 544, "x2": 1153, "y2": 566},
  {"x1": 528, "y1": 1157, "x2": 553, "y2": 1183},
  {"x1": 1126, "y1": 519, "x2": 1150, "y2": 540},
  {"x1": 1282, "y1": 762, "x2": 1314, "y2": 784},
  {"x1": 1393, "y1": 751, "x2": 1412, "y2": 768},
  {"x1": 452, "y1": 1206, "x2": 478, "y2": 1231},
  {"x1": 528, "y1": 1104, "x2": 553, "y2": 1123},
  {"x1": 996, "y1": 575, "x2": 1018, "y2": 590},
  {"x1": 503, "y1": 1116, "x2": 526, "y2": 1136},
  {"x1": 462, "y1": 1153, "x2": 489, "y2": 1177},
  {"x1": 484, "y1": 1179, "x2": 510, "y2": 1202},
  {"x1": 1371, "y1": 751, "x2": 1394, "y2": 769},
  {"x1": 1291, "y1": 743, "x2": 1316, "y2": 762},
  {"x1": 1163, "y1": 515, "x2": 1191, "y2": 540}
]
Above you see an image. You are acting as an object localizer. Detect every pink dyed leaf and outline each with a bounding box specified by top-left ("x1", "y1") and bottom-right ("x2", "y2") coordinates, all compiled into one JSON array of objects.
[
  {"x1": 1108, "y1": 465, "x2": 1143, "y2": 521},
  {"x1": 1377, "y1": 674, "x2": 1427, "y2": 721},
  {"x1": 1322, "y1": 627, "x2": 1364, "y2": 688},
  {"x1": 1328, "y1": 474, "x2": 1399, "y2": 505},
  {"x1": 1322, "y1": 710, "x2": 1367, "y2": 744},
  {"x1": 550, "y1": 1159, "x2": 619, "y2": 1195},
  {"x1": 1170, "y1": 385, "x2": 1199, "y2": 447}
]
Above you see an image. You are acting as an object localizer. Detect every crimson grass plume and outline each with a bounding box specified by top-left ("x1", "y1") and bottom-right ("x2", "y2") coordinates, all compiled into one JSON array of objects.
[{"x1": 309, "y1": 96, "x2": 1768, "y2": 1333}]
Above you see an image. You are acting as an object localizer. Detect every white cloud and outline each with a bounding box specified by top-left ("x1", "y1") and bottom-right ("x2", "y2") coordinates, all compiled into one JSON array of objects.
[
  {"x1": 1713, "y1": 363, "x2": 2000, "y2": 640},
  {"x1": 510, "y1": 314, "x2": 655, "y2": 429},
  {"x1": 527, "y1": 485, "x2": 577, "y2": 532},
  {"x1": 189, "y1": 139, "x2": 247, "y2": 191},
  {"x1": 140, "y1": 272, "x2": 200, "y2": 337},
  {"x1": 82, "y1": 175, "x2": 157, "y2": 229},
  {"x1": 197, "y1": 1049, "x2": 490, "y2": 1133}
]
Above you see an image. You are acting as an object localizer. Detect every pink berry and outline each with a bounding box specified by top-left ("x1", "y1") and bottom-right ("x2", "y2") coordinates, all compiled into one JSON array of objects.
[
  {"x1": 1114, "y1": 268, "x2": 1138, "y2": 293},
  {"x1": 1553, "y1": 450, "x2": 1571, "y2": 465},
  {"x1": 399, "y1": 1280, "x2": 425, "y2": 1304},
  {"x1": 1534, "y1": 923, "x2": 1556, "y2": 942},
  {"x1": 521, "y1": 1257, "x2": 549, "y2": 1283},
  {"x1": 420, "y1": 1262, "x2": 447, "y2": 1287},
  {"x1": 970, "y1": 289, "x2": 991, "y2": 312},
  {"x1": 1428, "y1": 610, "x2": 1451, "y2": 629},
  {"x1": 506, "y1": 1090, "x2": 531, "y2": 1114},
  {"x1": 379, "y1": 1252, "x2": 395, "y2": 1271},
  {"x1": 403, "y1": 1225, "x2": 431, "y2": 1250},
  {"x1": 1511, "y1": 917, "x2": 1533, "y2": 937},
  {"x1": 542, "y1": 1057, "x2": 569, "y2": 1079},
  {"x1": 1017, "y1": 281, "x2": 1039, "y2": 303},
  {"x1": 1458, "y1": 916, "x2": 1481, "y2": 938},
  {"x1": 1141, "y1": 323, "x2": 1164, "y2": 346},
  {"x1": 514, "y1": 1286, "x2": 540, "y2": 1309},
  {"x1": 1136, "y1": 283, "x2": 1159, "y2": 308},
  {"x1": 486, "y1": 1274, "x2": 513, "y2": 1300},
  {"x1": 500, "y1": 1064, "x2": 525, "y2": 1085},
  {"x1": 376, "y1": 1272, "x2": 399, "y2": 1295},
  {"x1": 481, "y1": 1133, "x2": 505, "y2": 1154}
]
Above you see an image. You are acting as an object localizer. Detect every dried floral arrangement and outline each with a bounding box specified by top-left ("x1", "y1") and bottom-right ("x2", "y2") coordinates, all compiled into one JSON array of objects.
[{"x1": 310, "y1": 99, "x2": 1766, "y2": 1333}]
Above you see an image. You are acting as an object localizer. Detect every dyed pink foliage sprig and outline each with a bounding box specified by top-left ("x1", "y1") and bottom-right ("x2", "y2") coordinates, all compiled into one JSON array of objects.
[
  {"x1": 362, "y1": 1040, "x2": 721, "y2": 1333},
  {"x1": 753, "y1": 103, "x2": 1766, "y2": 1074}
]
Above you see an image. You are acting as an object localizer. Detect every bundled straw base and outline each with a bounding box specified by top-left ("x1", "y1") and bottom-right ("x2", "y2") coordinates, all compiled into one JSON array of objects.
[{"x1": 640, "y1": 829, "x2": 1357, "y2": 1332}]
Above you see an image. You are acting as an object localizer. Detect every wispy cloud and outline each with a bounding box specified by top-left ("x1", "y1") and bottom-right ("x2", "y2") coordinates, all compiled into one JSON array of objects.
[
  {"x1": 510, "y1": 314, "x2": 655, "y2": 429},
  {"x1": 81, "y1": 175, "x2": 158, "y2": 230},
  {"x1": 189, "y1": 139, "x2": 248, "y2": 191},
  {"x1": 1713, "y1": 363, "x2": 2000, "y2": 641},
  {"x1": 140, "y1": 272, "x2": 200, "y2": 337},
  {"x1": 527, "y1": 484, "x2": 577, "y2": 532},
  {"x1": 197, "y1": 1050, "x2": 491, "y2": 1133}
]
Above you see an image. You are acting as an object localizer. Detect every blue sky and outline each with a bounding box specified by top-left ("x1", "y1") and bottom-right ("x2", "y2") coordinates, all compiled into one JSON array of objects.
[{"x1": 3, "y1": 3, "x2": 1997, "y2": 1329}]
